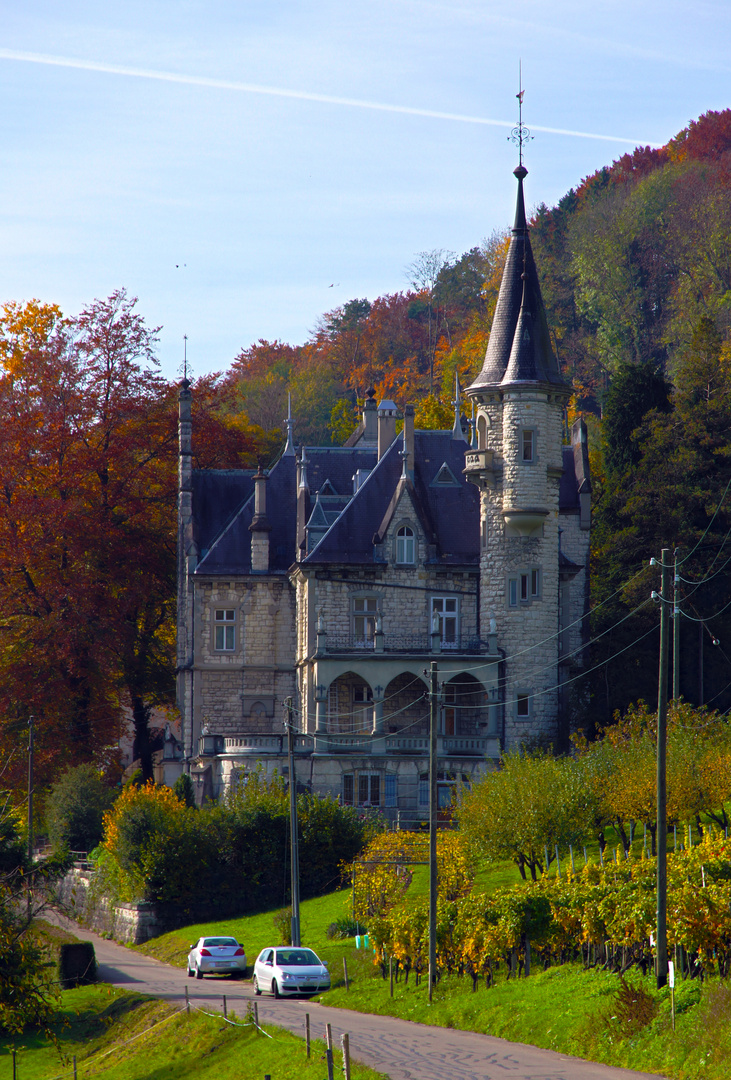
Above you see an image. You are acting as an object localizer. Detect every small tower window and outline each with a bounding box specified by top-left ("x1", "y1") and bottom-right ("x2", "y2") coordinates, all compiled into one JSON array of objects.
[
  {"x1": 477, "y1": 414, "x2": 488, "y2": 450},
  {"x1": 396, "y1": 525, "x2": 415, "y2": 564},
  {"x1": 516, "y1": 693, "x2": 531, "y2": 718},
  {"x1": 521, "y1": 429, "x2": 534, "y2": 462}
]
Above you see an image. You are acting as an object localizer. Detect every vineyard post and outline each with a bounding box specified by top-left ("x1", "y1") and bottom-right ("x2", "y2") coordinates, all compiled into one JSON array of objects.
[
  {"x1": 654, "y1": 549, "x2": 670, "y2": 988},
  {"x1": 428, "y1": 660, "x2": 438, "y2": 1001}
]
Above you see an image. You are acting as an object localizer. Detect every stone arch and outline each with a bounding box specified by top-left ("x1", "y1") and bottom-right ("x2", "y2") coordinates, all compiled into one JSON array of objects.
[
  {"x1": 326, "y1": 670, "x2": 374, "y2": 733},
  {"x1": 442, "y1": 672, "x2": 490, "y2": 736},
  {"x1": 382, "y1": 672, "x2": 429, "y2": 737}
]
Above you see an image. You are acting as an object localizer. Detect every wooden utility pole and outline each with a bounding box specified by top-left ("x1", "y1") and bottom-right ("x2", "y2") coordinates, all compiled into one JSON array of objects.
[
  {"x1": 672, "y1": 549, "x2": 680, "y2": 701},
  {"x1": 286, "y1": 698, "x2": 301, "y2": 947},
  {"x1": 428, "y1": 661, "x2": 438, "y2": 1001},
  {"x1": 656, "y1": 549, "x2": 670, "y2": 988}
]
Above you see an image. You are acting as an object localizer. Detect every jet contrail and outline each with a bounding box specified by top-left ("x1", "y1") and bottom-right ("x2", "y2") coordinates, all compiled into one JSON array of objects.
[{"x1": 0, "y1": 48, "x2": 660, "y2": 148}]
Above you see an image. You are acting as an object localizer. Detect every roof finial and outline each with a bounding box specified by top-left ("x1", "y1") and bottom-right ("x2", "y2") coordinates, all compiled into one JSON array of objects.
[
  {"x1": 283, "y1": 391, "x2": 296, "y2": 456},
  {"x1": 452, "y1": 372, "x2": 467, "y2": 442},
  {"x1": 180, "y1": 334, "x2": 191, "y2": 387},
  {"x1": 509, "y1": 61, "x2": 533, "y2": 169}
]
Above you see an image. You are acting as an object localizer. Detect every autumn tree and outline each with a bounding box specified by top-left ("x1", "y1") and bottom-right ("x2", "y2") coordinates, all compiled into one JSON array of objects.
[{"x1": 0, "y1": 292, "x2": 256, "y2": 789}]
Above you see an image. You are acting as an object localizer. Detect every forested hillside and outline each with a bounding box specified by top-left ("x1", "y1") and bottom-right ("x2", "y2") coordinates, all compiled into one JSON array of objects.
[{"x1": 1, "y1": 109, "x2": 731, "y2": 787}]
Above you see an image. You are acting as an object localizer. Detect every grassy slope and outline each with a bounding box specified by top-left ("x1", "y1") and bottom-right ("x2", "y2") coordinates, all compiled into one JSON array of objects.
[
  {"x1": 132, "y1": 843, "x2": 731, "y2": 1080},
  {"x1": 0, "y1": 985, "x2": 384, "y2": 1080}
]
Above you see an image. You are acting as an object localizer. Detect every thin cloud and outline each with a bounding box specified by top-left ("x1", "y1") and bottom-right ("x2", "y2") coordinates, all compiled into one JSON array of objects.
[{"x1": 0, "y1": 48, "x2": 659, "y2": 147}]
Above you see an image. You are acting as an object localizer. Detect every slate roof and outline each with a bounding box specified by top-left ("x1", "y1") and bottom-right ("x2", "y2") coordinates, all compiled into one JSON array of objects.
[
  {"x1": 194, "y1": 447, "x2": 377, "y2": 576},
  {"x1": 468, "y1": 166, "x2": 566, "y2": 393},
  {"x1": 192, "y1": 430, "x2": 583, "y2": 576},
  {"x1": 303, "y1": 430, "x2": 482, "y2": 567}
]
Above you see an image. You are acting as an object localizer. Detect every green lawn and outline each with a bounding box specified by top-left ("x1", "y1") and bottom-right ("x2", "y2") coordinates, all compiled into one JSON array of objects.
[
  {"x1": 131, "y1": 846, "x2": 731, "y2": 1080},
  {"x1": 0, "y1": 984, "x2": 385, "y2": 1080}
]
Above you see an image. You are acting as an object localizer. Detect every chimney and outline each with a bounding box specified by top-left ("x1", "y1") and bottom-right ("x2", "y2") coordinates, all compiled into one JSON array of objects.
[
  {"x1": 249, "y1": 467, "x2": 271, "y2": 572},
  {"x1": 363, "y1": 387, "x2": 378, "y2": 444},
  {"x1": 403, "y1": 404, "x2": 415, "y2": 479},
  {"x1": 377, "y1": 399, "x2": 398, "y2": 460}
]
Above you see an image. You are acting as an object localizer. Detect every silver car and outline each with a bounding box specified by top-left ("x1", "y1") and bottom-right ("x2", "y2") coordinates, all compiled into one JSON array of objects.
[
  {"x1": 187, "y1": 936, "x2": 247, "y2": 979},
  {"x1": 253, "y1": 947, "x2": 331, "y2": 997}
]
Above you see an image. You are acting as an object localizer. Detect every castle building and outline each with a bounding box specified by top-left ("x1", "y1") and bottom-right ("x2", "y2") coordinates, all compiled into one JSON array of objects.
[{"x1": 174, "y1": 165, "x2": 591, "y2": 815}]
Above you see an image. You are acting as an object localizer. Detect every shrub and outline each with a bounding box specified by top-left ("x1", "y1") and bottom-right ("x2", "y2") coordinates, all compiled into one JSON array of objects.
[
  {"x1": 326, "y1": 917, "x2": 367, "y2": 940},
  {"x1": 172, "y1": 773, "x2": 196, "y2": 808},
  {"x1": 273, "y1": 907, "x2": 293, "y2": 944},
  {"x1": 46, "y1": 765, "x2": 117, "y2": 853}
]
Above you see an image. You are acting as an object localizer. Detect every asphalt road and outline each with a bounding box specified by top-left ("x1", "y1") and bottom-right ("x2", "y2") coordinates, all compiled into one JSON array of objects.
[{"x1": 55, "y1": 918, "x2": 666, "y2": 1080}]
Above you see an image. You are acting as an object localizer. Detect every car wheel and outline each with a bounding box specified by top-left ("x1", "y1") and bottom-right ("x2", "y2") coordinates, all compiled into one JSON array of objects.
[
  {"x1": 195, "y1": 964, "x2": 204, "y2": 980},
  {"x1": 253, "y1": 975, "x2": 262, "y2": 996},
  {"x1": 187, "y1": 965, "x2": 194, "y2": 978},
  {"x1": 272, "y1": 979, "x2": 280, "y2": 999}
]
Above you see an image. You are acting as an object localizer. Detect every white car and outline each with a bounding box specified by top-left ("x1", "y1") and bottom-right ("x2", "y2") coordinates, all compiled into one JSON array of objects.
[
  {"x1": 253, "y1": 947, "x2": 331, "y2": 998},
  {"x1": 187, "y1": 936, "x2": 247, "y2": 979}
]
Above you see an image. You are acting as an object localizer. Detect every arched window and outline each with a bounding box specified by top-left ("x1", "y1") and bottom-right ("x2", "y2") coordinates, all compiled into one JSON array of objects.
[
  {"x1": 477, "y1": 414, "x2": 488, "y2": 450},
  {"x1": 396, "y1": 525, "x2": 415, "y2": 564}
]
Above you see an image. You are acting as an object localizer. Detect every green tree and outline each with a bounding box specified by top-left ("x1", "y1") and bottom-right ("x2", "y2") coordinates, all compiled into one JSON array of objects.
[
  {"x1": 456, "y1": 752, "x2": 592, "y2": 881},
  {"x1": 46, "y1": 764, "x2": 117, "y2": 853}
]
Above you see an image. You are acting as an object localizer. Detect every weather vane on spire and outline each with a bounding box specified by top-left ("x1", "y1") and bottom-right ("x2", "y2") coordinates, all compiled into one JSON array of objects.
[{"x1": 509, "y1": 61, "x2": 533, "y2": 166}]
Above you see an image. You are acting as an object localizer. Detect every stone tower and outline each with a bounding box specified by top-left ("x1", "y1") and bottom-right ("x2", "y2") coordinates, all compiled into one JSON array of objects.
[{"x1": 465, "y1": 164, "x2": 571, "y2": 746}]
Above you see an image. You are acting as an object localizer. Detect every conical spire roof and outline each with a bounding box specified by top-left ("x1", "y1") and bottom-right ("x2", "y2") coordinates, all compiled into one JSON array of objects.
[{"x1": 467, "y1": 165, "x2": 566, "y2": 392}]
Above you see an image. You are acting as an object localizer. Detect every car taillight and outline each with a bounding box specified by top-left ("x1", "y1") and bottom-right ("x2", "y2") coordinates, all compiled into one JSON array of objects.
[
  {"x1": 200, "y1": 948, "x2": 212, "y2": 956},
  {"x1": 234, "y1": 948, "x2": 245, "y2": 956}
]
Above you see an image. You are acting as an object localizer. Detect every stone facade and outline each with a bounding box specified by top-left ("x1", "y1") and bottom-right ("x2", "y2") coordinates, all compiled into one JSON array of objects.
[{"x1": 175, "y1": 166, "x2": 591, "y2": 817}]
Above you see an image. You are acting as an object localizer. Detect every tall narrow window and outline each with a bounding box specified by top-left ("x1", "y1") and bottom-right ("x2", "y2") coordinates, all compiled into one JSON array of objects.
[
  {"x1": 214, "y1": 609, "x2": 236, "y2": 651},
  {"x1": 343, "y1": 774, "x2": 354, "y2": 805},
  {"x1": 477, "y1": 414, "x2": 488, "y2": 450},
  {"x1": 396, "y1": 525, "x2": 415, "y2": 564},
  {"x1": 521, "y1": 429, "x2": 534, "y2": 462},
  {"x1": 358, "y1": 773, "x2": 380, "y2": 807},
  {"x1": 352, "y1": 596, "x2": 378, "y2": 644},
  {"x1": 431, "y1": 596, "x2": 458, "y2": 647},
  {"x1": 385, "y1": 774, "x2": 398, "y2": 808},
  {"x1": 516, "y1": 694, "x2": 530, "y2": 718}
]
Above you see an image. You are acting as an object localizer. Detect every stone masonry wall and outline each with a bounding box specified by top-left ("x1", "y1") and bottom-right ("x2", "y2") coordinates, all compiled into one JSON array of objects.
[{"x1": 476, "y1": 389, "x2": 567, "y2": 747}]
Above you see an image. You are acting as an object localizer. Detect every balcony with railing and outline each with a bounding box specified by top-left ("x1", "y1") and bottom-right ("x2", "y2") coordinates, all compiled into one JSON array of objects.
[
  {"x1": 207, "y1": 730, "x2": 500, "y2": 760},
  {"x1": 321, "y1": 632, "x2": 487, "y2": 655}
]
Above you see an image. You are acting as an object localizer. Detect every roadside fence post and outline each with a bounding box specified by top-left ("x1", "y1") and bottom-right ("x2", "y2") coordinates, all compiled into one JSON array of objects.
[
  {"x1": 326, "y1": 1022, "x2": 333, "y2": 1051},
  {"x1": 341, "y1": 1033, "x2": 351, "y2": 1080},
  {"x1": 73, "y1": 1056, "x2": 77, "y2": 1080},
  {"x1": 222, "y1": 994, "x2": 227, "y2": 1019},
  {"x1": 326, "y1": 1048, "x2": 334, "y2": 1080},
  {"x1": 254, "y1": 1001, "x2": 259, "y2": 1028},
  {"x1": 343, "y1": 956, "x2": 349, "y2": 991},
  {"x1": 305, "y1": 1012, "x2": 311, "y2": 1057},
  {"x1": 185, "y1": 985, "x2": 190, "y2": 1014}
]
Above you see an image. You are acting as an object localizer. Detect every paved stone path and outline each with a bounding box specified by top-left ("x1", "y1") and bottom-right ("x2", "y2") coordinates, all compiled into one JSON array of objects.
[{"x1": 55, "y1": 918, "x2": 666, "y2": 1080}]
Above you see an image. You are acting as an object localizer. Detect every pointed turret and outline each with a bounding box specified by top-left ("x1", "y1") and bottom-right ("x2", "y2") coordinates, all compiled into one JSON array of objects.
[{"x1": 467, "y1": 165, "x2": 565, "y2": 392}]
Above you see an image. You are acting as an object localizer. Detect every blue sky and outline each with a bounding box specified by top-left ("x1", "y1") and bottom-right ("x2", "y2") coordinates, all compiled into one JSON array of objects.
[{"x1": 0, "y1": 1, "x2": 729, "y2": 381}]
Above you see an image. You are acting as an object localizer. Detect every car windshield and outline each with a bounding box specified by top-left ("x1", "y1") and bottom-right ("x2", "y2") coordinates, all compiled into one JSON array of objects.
[
  {"x1": 203, "y1": 938, "x2": 238, "y2": 947},
  {"x1": 275, "y1": 949, "x2": 320, "y2": 966}
]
